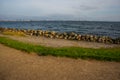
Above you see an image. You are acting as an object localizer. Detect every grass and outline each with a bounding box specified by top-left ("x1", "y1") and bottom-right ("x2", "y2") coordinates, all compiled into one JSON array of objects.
[{"x1": 0, "y1": 36, "x2": 120, "y2": 61}]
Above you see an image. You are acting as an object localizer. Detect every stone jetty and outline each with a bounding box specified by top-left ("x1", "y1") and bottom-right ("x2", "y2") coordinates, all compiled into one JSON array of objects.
[{"x1": 0, "y1": 27, "x2": 120, "y2": 44}]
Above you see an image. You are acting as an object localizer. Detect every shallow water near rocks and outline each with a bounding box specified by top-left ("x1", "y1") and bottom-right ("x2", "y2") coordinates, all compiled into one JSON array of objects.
[{"x1": 0, "y1": 21, "x2": 120, "y2": 38}]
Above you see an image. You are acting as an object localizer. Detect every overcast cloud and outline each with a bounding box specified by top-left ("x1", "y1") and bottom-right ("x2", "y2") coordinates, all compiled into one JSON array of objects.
[{"x1": 0, "y1": 0, "x2": 120, "y2": 21}]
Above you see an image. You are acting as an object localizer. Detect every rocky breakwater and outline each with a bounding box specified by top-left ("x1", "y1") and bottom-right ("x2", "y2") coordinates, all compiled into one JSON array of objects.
[{"x1": 0, "y1": 27, "x2": 120, "y2": 44}]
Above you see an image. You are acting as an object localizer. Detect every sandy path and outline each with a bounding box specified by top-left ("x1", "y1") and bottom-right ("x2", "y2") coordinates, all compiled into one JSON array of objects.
[
  {"x1": 0, "y1": 44, "x2": 120, "y2": 80},
  {"x1": 0, "y1": 34, "x2": 119, "y2": 48}
]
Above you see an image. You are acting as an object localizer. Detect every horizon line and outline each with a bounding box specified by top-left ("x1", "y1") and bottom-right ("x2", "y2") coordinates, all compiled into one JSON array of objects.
[{"x1": 0, "y1": 20, "x2": 120, "y2": 22}]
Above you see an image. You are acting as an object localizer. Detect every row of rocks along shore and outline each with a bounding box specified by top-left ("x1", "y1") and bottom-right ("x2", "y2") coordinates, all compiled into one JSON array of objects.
[{"x1": 0, "y1": 27, "x2": 120, "y2": 44}]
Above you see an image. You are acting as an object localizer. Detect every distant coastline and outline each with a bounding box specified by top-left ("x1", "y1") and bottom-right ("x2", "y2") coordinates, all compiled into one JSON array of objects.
[{"x1": 0, "y1": 20, "x2": 120, "y2": 23}]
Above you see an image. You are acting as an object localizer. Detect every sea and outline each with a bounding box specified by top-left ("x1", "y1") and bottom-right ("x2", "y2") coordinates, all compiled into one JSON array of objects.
[{"x1": 0, "y1": 21, "x2": 120, "y2": 38}]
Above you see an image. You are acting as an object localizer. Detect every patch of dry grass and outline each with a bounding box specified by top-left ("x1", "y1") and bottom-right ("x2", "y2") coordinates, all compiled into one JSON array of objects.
[{"x1": 2, "y1": 31, "x2": 26, "y2": 37}]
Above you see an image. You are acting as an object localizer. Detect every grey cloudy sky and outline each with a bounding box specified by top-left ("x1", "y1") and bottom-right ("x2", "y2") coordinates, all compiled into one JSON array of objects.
[{"x1": 0, "y1": 0, "x2": 120, "y2": 21}]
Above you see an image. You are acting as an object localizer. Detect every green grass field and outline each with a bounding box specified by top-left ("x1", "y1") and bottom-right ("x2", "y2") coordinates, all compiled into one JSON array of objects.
[{"x1": 0, "y1": 36, "x2": 120, "y2": 61}]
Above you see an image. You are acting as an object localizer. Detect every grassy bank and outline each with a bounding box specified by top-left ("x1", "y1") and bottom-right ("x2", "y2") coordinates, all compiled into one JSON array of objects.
[
  {"x1": 2, "y1": 31, "x2": 26, "y2": 36},
  {"x1": 0, "y1": 36, "x2": 120, "y2": 61}
]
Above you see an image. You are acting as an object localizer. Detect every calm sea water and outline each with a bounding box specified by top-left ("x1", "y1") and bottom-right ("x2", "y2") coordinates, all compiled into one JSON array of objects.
[{"x1": 0, "y1": 21, "x2": 120, "y2": 38}]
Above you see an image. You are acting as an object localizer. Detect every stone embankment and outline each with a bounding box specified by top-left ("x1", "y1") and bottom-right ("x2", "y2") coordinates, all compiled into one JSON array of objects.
[{"x1": 0, "y1": 27, "x2": 120, "y2": 44}]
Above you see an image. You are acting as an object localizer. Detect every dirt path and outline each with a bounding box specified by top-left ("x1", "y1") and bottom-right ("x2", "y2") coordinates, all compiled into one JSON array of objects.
[
  {"x1": 0, "y1": 44, "x2": 120, "y2": 80},
  {"x1": 0, "y1": 34, "x2": 119, "y2": 48}
]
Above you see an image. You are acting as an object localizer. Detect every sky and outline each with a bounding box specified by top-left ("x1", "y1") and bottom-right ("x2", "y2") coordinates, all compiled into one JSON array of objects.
[{"x1": 0, "y1": 0, "x2": 120, "y2": 21}]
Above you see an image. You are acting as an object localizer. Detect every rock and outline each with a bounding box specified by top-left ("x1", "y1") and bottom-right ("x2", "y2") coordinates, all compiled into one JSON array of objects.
[
  {"x1": 90, "y1": 35, "x2": 94, "y2": 42},
  {"x1": 44, "y1": 31, "x2": 49, "y2": 34},
  {"x1": 50, "y1": 35, "x2": 54, "y2": 39},
  {"x1": 51, "y1": 31, "x2": 56, "y2": 36},
  {"x1": 64, "y1": 37, "x2": 68, "y2": 39},
  {"x1": 55, "y1": 34, "x2": 59, "y2": 38},
  {"x1": 68, "y1": 36, "x2": 72, "y2": 40},
  {"x1": 75, "y1": 34, "x2": 78, "y2": 37},
  {"x1": 76, "y1": 34, "x2": 82, "y2": 40},
  {"x1": 98, "y1": 37, "x2": 103, "y2": 43},
  {"x1": 105, "y1": 37, "x2": 113, "y2": 43},
  {"x1": 68, "y1": 32, "x2": 74, "y2": 37},
  {"x1": 36, "y1": 30, "x2": 41, "y2": 36},
  {"x1": 81, "y1": 35, "x2": 86, "y2": 40},
  {"x1": 0, "y1": 27, "x2": 4, "y2": 32},
  {"x1": 93, "y1": 35, "x2": 98, "y2": 42},
  {"x1": 44, "y1": 34, "x2": 49, "y2": 37},
  {"x1": 70, "y1": 36, "x2": 76, "y2": 40},
  {"x1": 63, "y1": 32, "x2": 67, "y2": 36},
  {"x1": 114, "y1": 38, "x2": 120, "y2": 44},
  {"x1": 101, "y1": 36, "x2": 106, "y2": 43},
  {"x1": 59, "y1": 35, "x2": 64, "y2": 39},
  {"x1": 28, "y1": 33, "x2": 32, "y2": 36},
  {"x1": 1, "y1": 27, "x2": 119, "y2": 44},
  {"x1": 70, "y1": 32, "x2": 75, "y2": 35},
  {"x1": 85, "y1": 35, "x2": 90, "y2": 41},
  {"x1": 32, "y1": 30, "x2": 37, "y2": 36},
  {"x1": 41, "y1": 31, "x2": 45, "y2": 36}
]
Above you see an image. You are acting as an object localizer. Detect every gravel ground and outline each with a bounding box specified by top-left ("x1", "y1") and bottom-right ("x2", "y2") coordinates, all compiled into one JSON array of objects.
[{"x1": 0, "y1": 34, "x2": 119, "y2": 48}]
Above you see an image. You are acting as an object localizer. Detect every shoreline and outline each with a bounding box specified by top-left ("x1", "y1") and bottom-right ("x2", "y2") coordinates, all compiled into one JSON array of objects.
[
  {"x1": 0, "y1": 27, "x2": 120, "y2": 44},
  {"x1": 0, "y1": 34, "x2": 119, "y2": 49}
]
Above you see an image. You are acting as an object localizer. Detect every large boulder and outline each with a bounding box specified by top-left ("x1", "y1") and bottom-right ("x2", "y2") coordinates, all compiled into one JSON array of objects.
[
  {"x1": 76, "y1": 34, "x2": 82, "y2": 40},
  {"x1": 81, "y1": 35, "x2": 86, "y2": 40}
]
